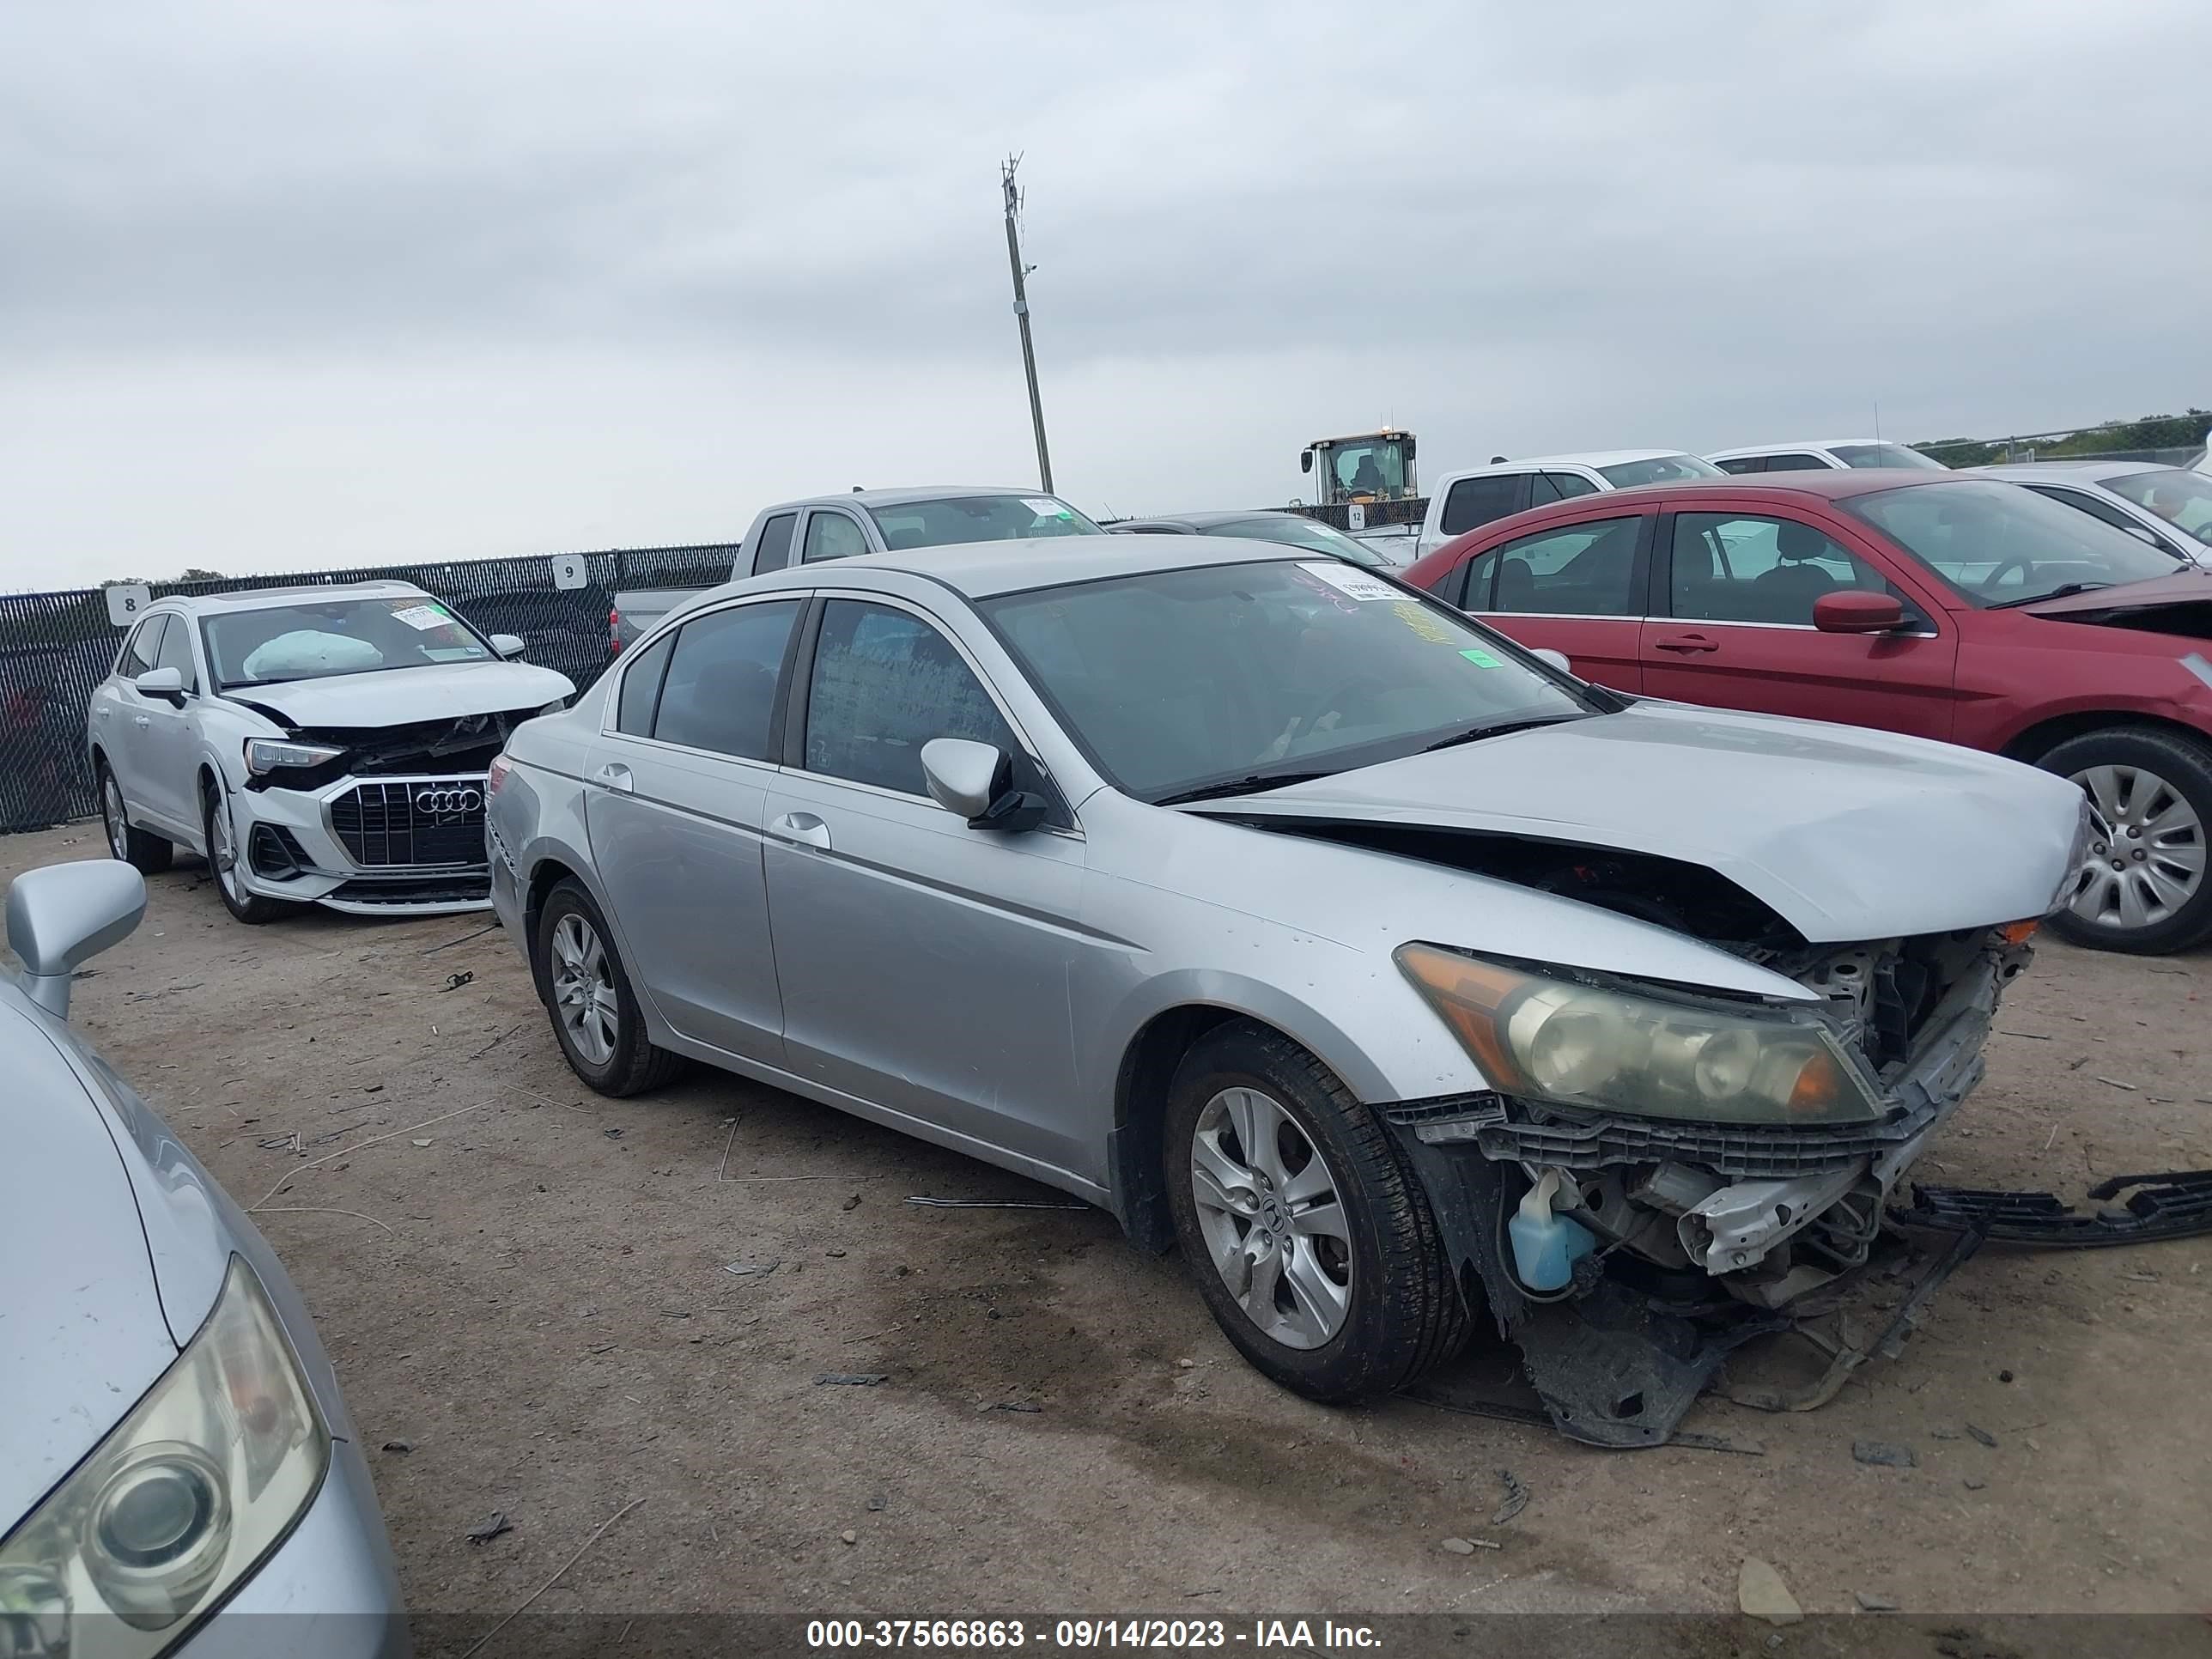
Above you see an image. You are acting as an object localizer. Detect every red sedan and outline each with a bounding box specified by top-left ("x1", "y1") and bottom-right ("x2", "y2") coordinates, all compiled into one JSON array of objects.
[{"x1": 1403, "y1": 471, "x2": 2212, "y2": 953}]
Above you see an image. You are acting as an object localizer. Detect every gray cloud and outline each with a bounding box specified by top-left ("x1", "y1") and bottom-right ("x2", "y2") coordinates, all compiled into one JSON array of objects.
[{"x1": 3, "y1": 0, "x2": 2208, "y2": 585}]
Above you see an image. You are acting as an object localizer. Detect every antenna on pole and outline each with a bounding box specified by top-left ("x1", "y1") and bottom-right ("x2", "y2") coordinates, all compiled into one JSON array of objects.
[{"x1": 1002, "y1": 155, "x2": 1054, "y2": 494}]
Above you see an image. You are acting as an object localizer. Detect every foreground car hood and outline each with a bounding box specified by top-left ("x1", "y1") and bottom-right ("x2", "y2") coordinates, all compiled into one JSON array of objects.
[
  {"x1": 2016, "y1": 568, "x2": 2212, "y2": 638},
  {"x1": 223, "y1": 659, "x2": 574, "y2": 729},
  {"x1": 0, "y1": 998, "x2": 175, "y2": 1523},
  {"x1": 1181, "y1": 702, "x2": 2082, "y2": 942}
]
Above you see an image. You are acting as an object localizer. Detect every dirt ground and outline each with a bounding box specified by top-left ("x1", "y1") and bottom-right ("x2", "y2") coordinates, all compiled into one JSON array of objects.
[{"x1": 7, "y1": 819, "x2": 2210, "y2": 1629}]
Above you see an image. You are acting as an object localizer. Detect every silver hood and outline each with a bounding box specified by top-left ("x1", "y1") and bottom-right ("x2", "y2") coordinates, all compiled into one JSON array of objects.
[
  {"x1": 0, "y1": 997, "x2": 176, "y2": 1525},
  {"x1": 222, "y1": 659, "x2": 574, "y2": 729},
  {"x1": 1182, "y1": 702, "x2": 2084, "y2": 942}
]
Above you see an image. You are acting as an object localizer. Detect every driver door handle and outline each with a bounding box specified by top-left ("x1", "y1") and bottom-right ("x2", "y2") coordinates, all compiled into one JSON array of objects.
[
  {"x1": 1651, "y1": 632, "x2": 1719, "y2": 654},
  {"x1": 132, "y1": 714, "x2": 151, "y2": 728},
  {"x1": 771, "y1": 811, "x2": 832, "y2": 850},
  {"x1": 592, "y1": 762, "x2": 634, "y2": 794}
]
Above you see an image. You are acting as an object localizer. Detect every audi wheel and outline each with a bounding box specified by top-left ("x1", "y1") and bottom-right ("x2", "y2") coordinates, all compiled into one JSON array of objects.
[
  {"x1": 97, "y1": 760, "x2": 172, "y2": 874},
  {"x1": 200, "y1": 779, "x2": 293, "y2": 925}
]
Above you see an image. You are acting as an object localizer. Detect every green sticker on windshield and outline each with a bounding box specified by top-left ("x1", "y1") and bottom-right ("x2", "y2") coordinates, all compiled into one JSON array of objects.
[{"x1": 1460, "y1": 647, "x2": 1504, "y2": 668}]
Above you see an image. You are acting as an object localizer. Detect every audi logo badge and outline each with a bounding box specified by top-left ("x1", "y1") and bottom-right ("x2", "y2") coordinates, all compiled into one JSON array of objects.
[{"x1": 413, "y1": 786, "x2": 483, "y2": 815}]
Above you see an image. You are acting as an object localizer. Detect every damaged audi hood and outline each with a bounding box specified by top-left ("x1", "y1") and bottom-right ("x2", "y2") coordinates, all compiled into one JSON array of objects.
[
  {"x1": 221, "y1": 659, "x2": 573, "y2": 729},
  {"x1": 1180, "y1": 702, "x2": 2083, "y2": 942}
]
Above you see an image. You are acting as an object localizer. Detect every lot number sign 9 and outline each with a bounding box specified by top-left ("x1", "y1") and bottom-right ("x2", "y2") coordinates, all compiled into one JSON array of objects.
[{"x1": 550, "y1": 555, "x2": 587, "y2": 592}]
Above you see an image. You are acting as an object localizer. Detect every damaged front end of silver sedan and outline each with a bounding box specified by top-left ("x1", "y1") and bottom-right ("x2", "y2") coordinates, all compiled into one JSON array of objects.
[{"x1": 1379, "y1": 920, "x2": 2040, "y2": 1448}]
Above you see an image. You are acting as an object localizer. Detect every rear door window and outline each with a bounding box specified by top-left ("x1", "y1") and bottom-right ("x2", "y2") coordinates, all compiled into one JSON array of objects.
[
  {"x1": 1759, "y1": 453, "x2": 1833, "y2": 471},
  {"x1": 1477, "y1": 518, "x2": 1645, "y2": 616},
  {"x1": 752, "y1": 513, "x2": 799, "y2": 574},
  {"x1": 1439, "y1": 473, "x2": 1526, "y2": 536},
  {"x1": 653, "y1": 599, "x2": 803, "y2": 760},
  {"x1": 1715, "y1": 456, "x2": 1764, "y2": 475}
]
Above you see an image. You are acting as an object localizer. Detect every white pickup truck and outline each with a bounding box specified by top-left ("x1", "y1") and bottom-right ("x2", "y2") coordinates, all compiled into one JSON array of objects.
[{"x1": 610, "y1": 486, "x2": 1103, "y2": 651}]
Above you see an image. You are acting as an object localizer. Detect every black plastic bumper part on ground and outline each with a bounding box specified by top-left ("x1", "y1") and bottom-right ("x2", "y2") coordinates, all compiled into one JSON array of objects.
[{"x1": 1893, "y1": 1170, "x2": 2212, "y2": 1246}]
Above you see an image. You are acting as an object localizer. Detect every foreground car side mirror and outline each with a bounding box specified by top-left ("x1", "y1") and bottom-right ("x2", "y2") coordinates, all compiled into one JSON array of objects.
[
  {"x1": 6, "y1": 860, "x2": 147, "y2": 1019},
  {"x1": 133, "y1": 665, "x2": 186, "y2": 702},
  {"x1": 921, "y1": 738, "x2": 1049, "y2": 833},
  {"x1": 1812, "y1": 590, "x2": 1909, "y2": 634},
  {"x1": 1530, "y1": 647, "x2": 1573, "y2": 675},
  {"x1": 489, "y1": 633, "x2": 527, "y2": 659}
]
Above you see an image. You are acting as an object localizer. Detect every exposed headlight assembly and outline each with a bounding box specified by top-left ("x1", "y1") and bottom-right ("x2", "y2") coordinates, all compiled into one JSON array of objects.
[
  {"x1": 242, "y1": 738, "x2": 345, "y2": 775},
  {"x1": 1395, "y1": 943, "x2": 1883, "y2": 1126},
  {"x1": 0, "y1": 1258, "x2": 329, "y2": 1651}
]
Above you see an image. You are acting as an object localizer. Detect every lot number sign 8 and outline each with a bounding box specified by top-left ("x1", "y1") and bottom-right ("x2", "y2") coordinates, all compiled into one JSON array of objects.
[{"x1": 105, "y1": 584, "x2": 154, "y2": 627}]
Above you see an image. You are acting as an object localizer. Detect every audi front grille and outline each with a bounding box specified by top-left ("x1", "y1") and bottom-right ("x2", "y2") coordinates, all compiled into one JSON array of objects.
[{"x1": 328, "y1": 778, "x2": 488, "y2": 868}]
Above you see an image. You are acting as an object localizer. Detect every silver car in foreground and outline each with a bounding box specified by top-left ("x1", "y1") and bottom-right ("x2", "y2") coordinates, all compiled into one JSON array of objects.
[
  {"x1": 2, "y1": 861, "x2": 406, "y2": 1655},
  {"x1": 487, "y1": 537, "x2": 2085, "y2": 1444}
]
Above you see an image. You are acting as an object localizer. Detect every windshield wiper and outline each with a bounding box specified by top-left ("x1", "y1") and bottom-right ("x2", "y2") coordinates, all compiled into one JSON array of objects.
[
  {"x1": 1421, "y1": 714, "x2": 1586, "y2": 753},
  {"x1": 1990, "y1": 581, "x2": 2112, "y2": 609},
  {"x1": 1152, "y1": 769, "x2": 1338, "y2": 807}
]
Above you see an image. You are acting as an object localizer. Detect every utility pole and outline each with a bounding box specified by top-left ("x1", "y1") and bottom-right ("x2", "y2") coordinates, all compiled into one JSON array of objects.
[{"x1": 1001, "y1": 155, "x2": 1054, "y2": 494}]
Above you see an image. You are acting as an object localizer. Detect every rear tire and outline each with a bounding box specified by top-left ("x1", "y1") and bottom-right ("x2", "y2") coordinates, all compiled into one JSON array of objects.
[
  {"x1": 1163, "y1": 1020, "x2": 1471, "y2": 1402},
  {"x1": 201, "y1": 779, "x2": 293, "y2": 924},
  {"x1": 2039, "y1": 727, "x2": 2212, "y2": 955},
  {"x1": 98, "y1": 761, "x2": 173, "y2": 874},
  {"x1": 532, "y1": 878, "x2": 685, "y2": 1097}
]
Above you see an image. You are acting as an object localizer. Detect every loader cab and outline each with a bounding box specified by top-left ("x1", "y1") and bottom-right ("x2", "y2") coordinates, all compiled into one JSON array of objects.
[{"x1": 1301, "y1": 431, "x2": 1419, "y2": 506}]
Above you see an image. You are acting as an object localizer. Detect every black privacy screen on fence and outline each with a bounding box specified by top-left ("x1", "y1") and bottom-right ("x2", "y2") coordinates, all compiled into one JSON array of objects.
[{"x1": 0, "y1": 543, "x2": 738, "y2": 834}]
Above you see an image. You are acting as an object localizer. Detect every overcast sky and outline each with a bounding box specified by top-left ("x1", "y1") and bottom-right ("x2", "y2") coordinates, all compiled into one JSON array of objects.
[{"x1": 3, "y1": 0, "x2": 2207, "y2": 590}]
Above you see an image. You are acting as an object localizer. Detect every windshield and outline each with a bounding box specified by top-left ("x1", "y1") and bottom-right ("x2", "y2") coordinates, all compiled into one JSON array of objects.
[
  {"x1": 865, "y1": 494, "x2": 1103, "y2": 550},
  {"x1": 2101, "y1": 469, "x2": 2212, "y2": 546},
  {"x1": 1596, "y1": 453, "x2": 1724, "y2": 487},
  {"x1": 1325, "y1": 441, "x2": 1407, "y2": 498},
  {"x1": 1829, "y1": 442, "x2": 1947, "y2": 471},
  {"x1": 203, "y1": 596, "x2": 495, "y2": 690},
  {"x1": 1849, "y1": 479, "x2": 2182, "y2": 606},
  {"x1": 979, "y1": 557, "x2": 1594, "y2": 804},
  {"x1": 1207, "y1": 515, "x2": 1397, "y2": 568}
]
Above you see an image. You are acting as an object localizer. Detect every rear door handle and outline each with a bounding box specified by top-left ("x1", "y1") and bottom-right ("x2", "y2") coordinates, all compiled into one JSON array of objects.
[
  {"x1": 1652, "y1": 633, "x2": 1719, "y2": 654},
  {"x1": 132, "y1": 714, "x2": 151, "y2": 728},
  {"x1": 592, "y1": 762, "x2": 634, "y2": 794},
  {"x1": 771, "y1": 811, "x2": 832, "y2": 850}
]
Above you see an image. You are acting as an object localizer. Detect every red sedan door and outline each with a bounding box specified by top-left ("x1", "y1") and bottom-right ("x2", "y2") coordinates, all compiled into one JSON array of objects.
[
  {"x1": 1449, "y1": 510, "x2": 1654, "y2": 693},
  {"x1": 1638, "y1": 504, "x2": 1960, "y2": 739}
]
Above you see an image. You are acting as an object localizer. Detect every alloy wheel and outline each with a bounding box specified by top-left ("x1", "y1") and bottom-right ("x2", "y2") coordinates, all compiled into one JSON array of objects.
[
  {"x1": 208, "y1": 796, "x2": 241, "y2": 900},
  {"x1": 1188, "y1": 1086, "x2": 1353, "y2": 1350},
  {"x1": 550, "y1": 912, "x2": 620, "y2": 1066},
  {"x1": 103, "y1": 775, "x2": 129, "y2": 860},
  {"x1": 2069, "y1": 763, "x2": 2207, "y2": 933}
]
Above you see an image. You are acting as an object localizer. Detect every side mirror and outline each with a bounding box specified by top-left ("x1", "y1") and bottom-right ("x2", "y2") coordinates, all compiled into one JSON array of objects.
[
  {"x1": 1299, "y1": 450, "x2": 1314, "y2": 476},
  {"x1": 133, "y1": 665, "x2": 185, "y2": 702},
  {"x1": 489, "y1": 633, "x2": 527, "y2": 659},
  {"x1": 921, "y1": 738, "x2": 1048, "y2": 833},
  {"x1": 1530, "y1": 647, "x2": 1573, "y2": 675},
  {"x1": 6, "y1": 860, "x2": 147, "y2": 1019},
  {"x1": 1812, "y1": 589, "x2": 1909, "y2": 634}
]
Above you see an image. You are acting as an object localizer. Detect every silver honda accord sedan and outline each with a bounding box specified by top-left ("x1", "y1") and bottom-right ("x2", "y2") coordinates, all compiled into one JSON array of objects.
[
  {"x1": 2, "y1": 860, "x2": 407, "y2": 1655},
  {"x1": 486, "y1": 536, "x2": 2087, "y2": 1444}
]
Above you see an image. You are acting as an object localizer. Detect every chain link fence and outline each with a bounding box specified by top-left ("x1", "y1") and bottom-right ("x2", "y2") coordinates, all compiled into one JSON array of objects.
[{"x1": 1, "y1": 542, "x2": 738, "y2": 834}]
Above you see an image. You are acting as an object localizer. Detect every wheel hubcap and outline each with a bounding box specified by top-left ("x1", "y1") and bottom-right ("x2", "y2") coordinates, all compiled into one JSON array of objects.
[
  {"x1": 550, "y1": 913, "x2": 619, "y2": 1066},
  {"x1": 103, "y1": 778, "x2": 128, "y2": 859},
  {"x1": 2067, "y1": 764, "x2": 2205, "y2": 933},
  {"x1": 1189, "y1": 1086, "x2": 1352, "y2": 1350}
]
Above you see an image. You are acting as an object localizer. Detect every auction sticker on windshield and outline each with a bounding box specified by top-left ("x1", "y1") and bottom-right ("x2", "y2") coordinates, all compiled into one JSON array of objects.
[
  {"x1": 392, "y1": 603, "x2": 455, "y2": 631},
  {"x1": 1297, "y1": 562, "x2": 1395, "y2": 601},
  {"x1": 1024, "y1": 497, "x2": 1075, "y2": 519}
]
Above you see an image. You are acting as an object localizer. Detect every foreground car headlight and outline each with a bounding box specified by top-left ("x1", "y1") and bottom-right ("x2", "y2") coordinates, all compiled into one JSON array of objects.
[
  {"x1": 1395, "y1": 943, "x2": 1882, "y2": 1125},
  {"x1": 0, "y1": 1258, "x2": 328, "y2": 1650},
  {"x1": 243, "y1": 738, "x2": 345, "y2": 775}
]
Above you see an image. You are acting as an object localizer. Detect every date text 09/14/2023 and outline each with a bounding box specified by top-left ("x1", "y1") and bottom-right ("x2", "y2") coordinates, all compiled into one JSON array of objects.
[{"x1": 805, "y1": 1619, "x2": 1384, "y2": 1650}]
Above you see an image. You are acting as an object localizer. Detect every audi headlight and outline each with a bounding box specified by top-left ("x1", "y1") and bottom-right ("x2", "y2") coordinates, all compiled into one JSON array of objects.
[
  {"x1": 0, "y1": 1258, "x2": 328, "y2": 1650},
  {"x1": 243, "y1": 738, "x2": 345, "y2": 775},
  {"x1": 1395, "y1": 943, "x2": 1883, "y2": 1125}
]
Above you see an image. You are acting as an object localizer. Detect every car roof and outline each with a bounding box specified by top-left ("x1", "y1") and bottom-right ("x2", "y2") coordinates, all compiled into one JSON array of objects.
[
  {"x1": 780, "y1": 485, "x2": 1052, "y2": 512},
  {"x1": 1499, "y1": 468, "x2": 1960, "y2": 515},
  {"x1": 1972, "y1": 461, "x2": 2166, "y2": 483},
  {"x1": 722, "y1": 533, "x2": 1294, "y2": 603},
  {"x1": 161, "y1": 580, "x2": 430, "y2": 613},
  {"x1": 1705, "y1": 439, "x2": 1883, "y2": 458},
  {"x1": 1445, "y1": 449, "x2": 1695, "y2": 477},
  {"x1": 1119, "y1": 509, "x2": 1310, "y2": 531}
]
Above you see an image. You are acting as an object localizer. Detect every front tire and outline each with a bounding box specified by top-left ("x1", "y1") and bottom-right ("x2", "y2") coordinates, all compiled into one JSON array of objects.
[
  {"x1": 2039, "y1": 727, "x2": 2212, "y2": 955},
  {"x1": 1163, "y1": 1020, "x2": 1471, "y2": 1402},
  {"x1": 200, "y1": 780, "x2": 293, "y2": 924},
  {"x1": 532, "y1": 878, "x2": 684, "y2": 1097},
  {"x1": 99, "y1": 761, "x2": 173, "y2": 874}
]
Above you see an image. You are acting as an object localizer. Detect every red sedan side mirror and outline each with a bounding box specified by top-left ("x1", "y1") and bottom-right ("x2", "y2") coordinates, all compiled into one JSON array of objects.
[{"x1": 1812, "y1": 589, "x2": 1908, "y2": 634}]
